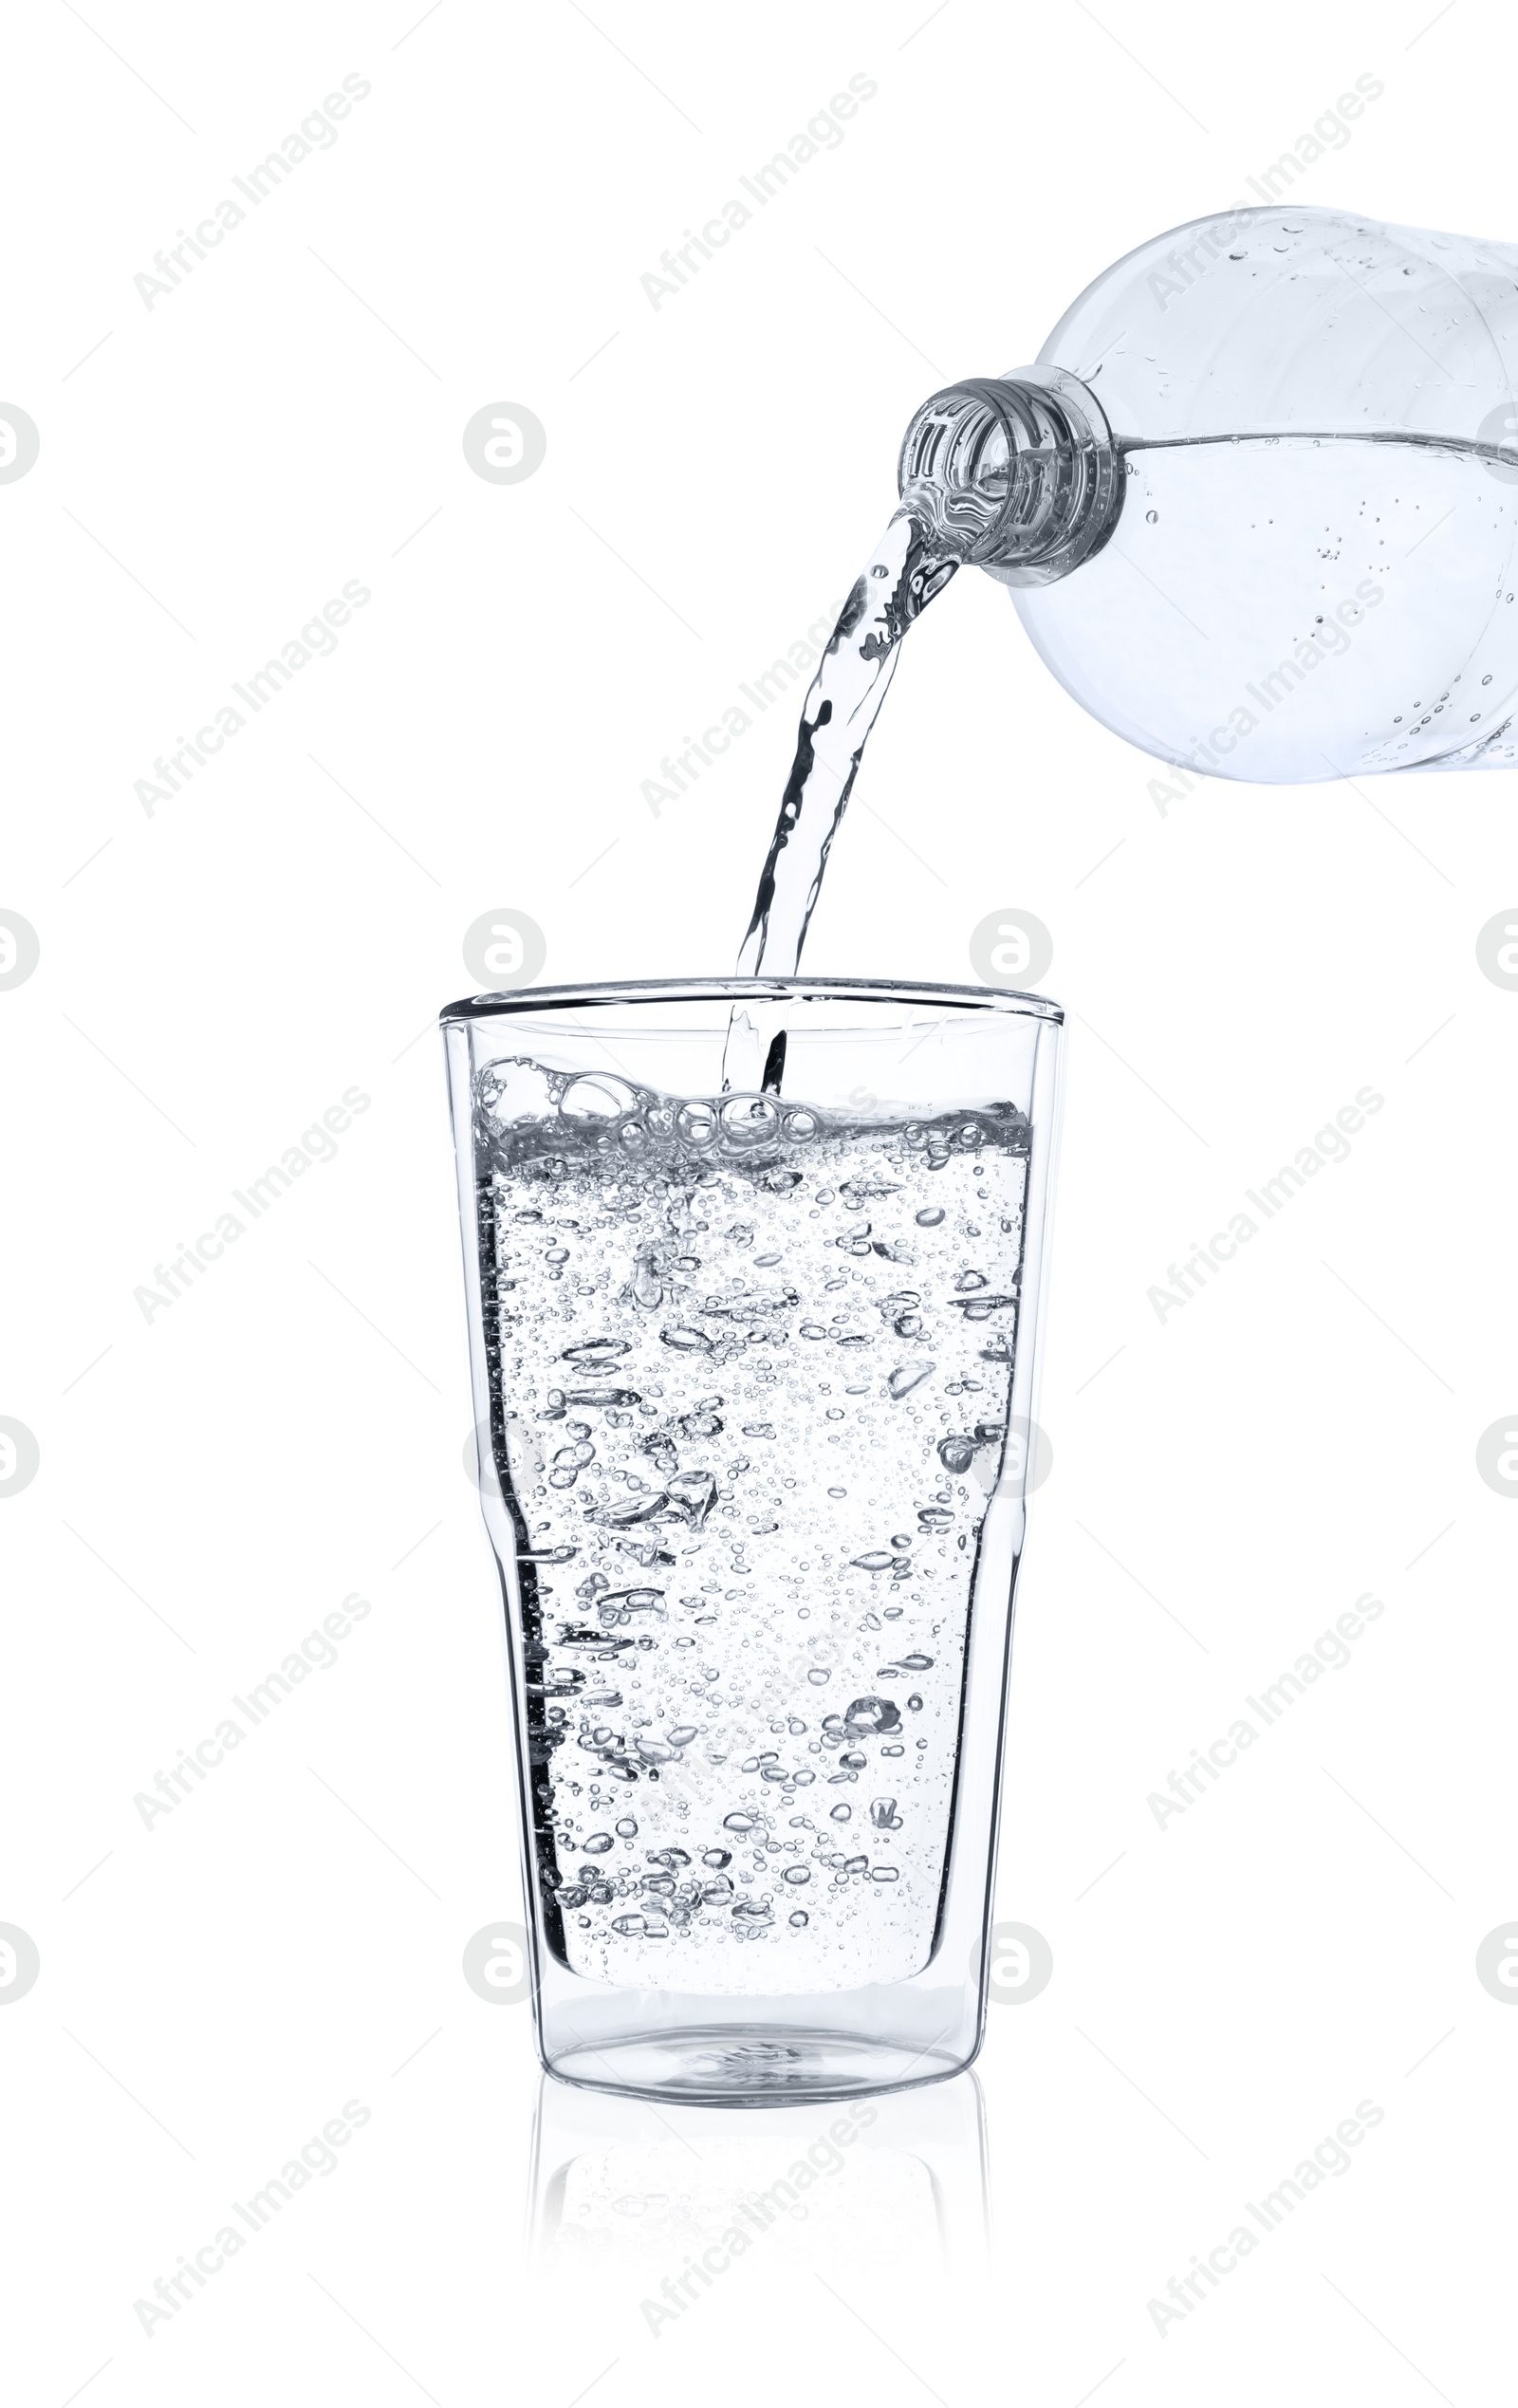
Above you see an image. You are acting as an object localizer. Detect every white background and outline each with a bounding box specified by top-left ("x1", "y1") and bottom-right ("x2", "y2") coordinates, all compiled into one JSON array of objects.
[{"x1": 4, "y1": 2, "x2": 1515, "y2": 2402}]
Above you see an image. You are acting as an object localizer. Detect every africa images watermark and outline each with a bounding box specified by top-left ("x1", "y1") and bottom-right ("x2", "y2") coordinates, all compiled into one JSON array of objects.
[
  {"x1": 1240, "y1": 74, "x2": 1385, "y2": 208},
  {"x1": 132, "y1": 1591, "x2": 373, "y2": 1831},
  {"x1": 1147, "y1": 2099, "x2": 1385, "y2": 2339},
  {"x1": 639, "y1": 597, "x2": 849, "y2": 816},
  {"x1": 134, "y1": 1086, "x2": 371, "y2": 1323},
  {"x1": 639, "y1": 75, "x2": 878, "y2": 309},
  {"x1": 641, "y1": 2099, "x2": 878, "y2": 2336},
  {"x1": 133, "y1": 2099, "x2": 372, "y2": 2339},
  {"x1": 1143, "y1": 581, "x2": 1386, "y2": 815},
  {"x1": 1142, "y1": 80, "x2": 1385, "y2": 320},
  {"x1": 133, "y1": 75, "x2": 373, "y2": 309},
  {"x1": 1146, "y1": 1085, "x2": 1384, "y2": 1324},
  {"x1": 132, "y1": 582, "x2": 372, "y2": 817},
  {"x1": 1146, "y1": 1590, "x2": 1386, "y2": 1832}
]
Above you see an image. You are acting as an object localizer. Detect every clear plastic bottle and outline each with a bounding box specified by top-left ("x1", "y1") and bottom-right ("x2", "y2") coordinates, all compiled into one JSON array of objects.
[{"x1": 898, "y1": 205, "x2": 1518, "y2": 781}]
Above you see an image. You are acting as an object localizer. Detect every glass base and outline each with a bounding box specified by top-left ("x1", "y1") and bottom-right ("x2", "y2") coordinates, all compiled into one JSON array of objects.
[{"x1": 546, "y1": 2024, "x2": 972, "y2": 2108}]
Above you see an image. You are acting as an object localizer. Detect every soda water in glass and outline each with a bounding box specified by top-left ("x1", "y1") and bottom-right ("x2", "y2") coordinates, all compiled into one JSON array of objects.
[{"x1": 444, "y1": 979, "x2": 1062, "y2": 2103}]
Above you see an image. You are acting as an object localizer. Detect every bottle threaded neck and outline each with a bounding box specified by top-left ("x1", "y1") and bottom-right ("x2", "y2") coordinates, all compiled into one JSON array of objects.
[{"x1": 898, "y1": 368, "x2": 1122, "y2": 585}]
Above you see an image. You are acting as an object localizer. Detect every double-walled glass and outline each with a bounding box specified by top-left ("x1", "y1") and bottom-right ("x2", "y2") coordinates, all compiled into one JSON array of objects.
[{"x1": 443, "y1": 979, "x2": 1063, "y2": 2104}]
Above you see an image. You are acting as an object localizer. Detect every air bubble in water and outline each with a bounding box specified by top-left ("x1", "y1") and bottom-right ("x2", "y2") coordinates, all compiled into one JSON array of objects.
[
  {"x1": 721, "y1": 1096, "x2": 780, "y2": 1148},
  {"x1": 888, "y1": 1363, "x2": 933, "y2": 1401},
  {"x1": 676, "y1": 1102, "x2": 717, "y2": 1147},
  {"x1": 844, "y1": 1695, "x2": 901, "y2": 1735}
]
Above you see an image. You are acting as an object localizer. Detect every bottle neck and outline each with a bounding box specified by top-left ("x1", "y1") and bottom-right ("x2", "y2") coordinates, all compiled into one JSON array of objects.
[{"x1": 897, "y1": 367, "x2": 1122, "y2": 585}]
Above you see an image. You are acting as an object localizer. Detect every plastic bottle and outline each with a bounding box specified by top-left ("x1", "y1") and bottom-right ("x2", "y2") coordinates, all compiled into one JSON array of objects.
[{"x1": 898, "y1": 205, "x2": 1518, "y2": 781}]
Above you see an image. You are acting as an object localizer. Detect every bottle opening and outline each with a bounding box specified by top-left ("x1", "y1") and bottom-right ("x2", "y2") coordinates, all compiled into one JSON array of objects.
[{"x1": 898, "y1": 368, "x2": 1123, "y2": 585}]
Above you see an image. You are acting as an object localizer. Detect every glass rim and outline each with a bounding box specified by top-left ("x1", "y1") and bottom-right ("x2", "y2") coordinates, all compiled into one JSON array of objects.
[{"x1": 439, "y1": 975, "x2": 1064, "y2": 1027}]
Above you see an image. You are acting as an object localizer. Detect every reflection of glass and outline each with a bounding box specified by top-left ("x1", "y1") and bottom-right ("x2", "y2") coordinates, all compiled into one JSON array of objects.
[
  {"x1": 528, "y1": 2067, "x2": 991, "y2": 2313},
  {"x1": 444, "y1": 980, "x2": 1062, "y2": 2103}
]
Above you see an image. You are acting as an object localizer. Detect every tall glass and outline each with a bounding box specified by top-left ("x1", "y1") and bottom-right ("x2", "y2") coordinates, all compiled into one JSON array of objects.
[{"x1": 443, "y1": 979, "x2": 1063, "y2": 2104}]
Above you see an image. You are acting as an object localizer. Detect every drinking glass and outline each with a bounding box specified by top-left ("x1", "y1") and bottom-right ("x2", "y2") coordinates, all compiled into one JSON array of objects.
[{"x1": 443, "y1": 978, "x2": 1063, "y2": 2103}]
